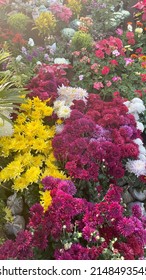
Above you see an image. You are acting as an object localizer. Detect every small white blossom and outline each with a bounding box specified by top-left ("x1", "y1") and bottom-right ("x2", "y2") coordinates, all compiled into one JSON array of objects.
[
  {"x1": 16, "y1": 55, "x2": 22, "y2": 62},
  {"x1": 64, "y1": 242, "x2": 72, "y2": 250},
  {"x1": 136, "y1": 121, "x2": 144, "y2": 132},
  {"x1": 57, "y1": 105, "x2": 71, "y2": 119},
  {"x1": 127, "y1": 24, "x2": 133, "y2": 31},
  {"x1": 135, "y1": 27, "x2": 143, "y2": 34},
  {"x1": 133, "y1": 138, "x2": 143, "y2": 146},
  {"x1": 28, "y1": 38, "x2": 35, "y2": 47},
  {"x1": 126, "y1": 159, "x2": 146, "y2": 177}
]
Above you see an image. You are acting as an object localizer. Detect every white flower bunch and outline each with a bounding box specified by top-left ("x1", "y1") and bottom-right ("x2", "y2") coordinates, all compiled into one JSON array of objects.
[
  {"x1": 126, "y1": 138, "x2": 146, "y2": 177},
  {"x1": 57, "y1": 85, "x2": 88, "y2": 105},
  {"x1": 124, "y1": 98, "x2": 146, "y2": 177},
  {"x1": 53, "y1": 86, "x2": 88, "y2": 119},
  {"x1": 124, "y1": 97, "x2": 145, "y2": 132},
  {"x1": 133, "y1": 138, "x2": 146, "y2": 161},
  {"x1": 124, "y1": 98, "x2": 145, "y2": 117}
]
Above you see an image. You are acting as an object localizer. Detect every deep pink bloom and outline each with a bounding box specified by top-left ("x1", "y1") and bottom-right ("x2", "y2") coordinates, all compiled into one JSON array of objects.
[
  {"x1": 101, "y1": 66, "x2": 110, "y2": 75},
  {"x1": 118, "y1": 218, "x2": 135, "y2": 237},
  {"x1": 95, "y1": 49, "x2": 105, "y2": 58}
]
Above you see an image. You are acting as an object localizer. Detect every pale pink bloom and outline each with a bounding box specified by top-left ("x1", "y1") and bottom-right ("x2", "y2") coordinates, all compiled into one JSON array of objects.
[
  {"x1": 93, "y1": 82, "x2": 104, "y2": 90},
  {"x1": 106, "y1": 81, "x2": 112, "y2": 87},
  {"x1": 115, "y1": 28, "x2": 123, "y2": 36}
]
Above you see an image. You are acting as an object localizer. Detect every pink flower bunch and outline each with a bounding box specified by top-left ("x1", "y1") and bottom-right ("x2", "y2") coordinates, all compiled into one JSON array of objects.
[
  {"x1": 0, "y1": 231, "x2": 33, "y2": 260},
  {"x1": 53, "y1": 95, "x2": 141, "y2": 182},
  {"x1": 54, "y1": 184, "x2": 146, "y2": 260},
  {"x1": 50, "y1": 3, "x2": 72, "y2": 23},
  {"x1": 126, "y1": 31, "x2": 135, "y2": 45},
  {"x1": 27, "y1": 64, "x2": 70, "y2": 103},
  {"x1": 0, "y1": 180, "x2": 145, "y2": 260},
  {"x1": 95, "y1": 36, "x2": 124, "y2": 58},
  {"x1": 133, "y1": 0, "x2": 146, "y2": 21}
]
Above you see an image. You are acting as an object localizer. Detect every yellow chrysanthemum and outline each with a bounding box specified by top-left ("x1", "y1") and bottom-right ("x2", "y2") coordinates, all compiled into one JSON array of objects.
[
  {"x1": 0, "y1": 97, "x2": 67, "y2": 192},
  {"x1": 40, "y1": 190, "x2": 52, "y2": 212},
  {"x1": 25, "y1": 166, "x2": 41, "y2": 184},
  {"x1": 0, "y1": 160, "x2": 24, "y2": 181},
  {"x1": 31, "y1": 155, "x2": 44, "y2": 167},
  {"x1": 13, "y1": 175, "x2": 29, "y2": 191}
]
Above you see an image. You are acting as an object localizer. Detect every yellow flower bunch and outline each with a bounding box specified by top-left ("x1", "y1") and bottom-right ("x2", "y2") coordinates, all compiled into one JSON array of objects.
[
  {"x1": 66, "y1": 0, "x2": 82, "y2": 17},
  {"x1": 39, "y1": 190, "x2": 52, "y2": 212},
  {"x1": 34, "y1": 11, "x2": 57, "y2": 36},
  {"x1": 0, "y1": 97, "x2": 67, "y2": 192}
]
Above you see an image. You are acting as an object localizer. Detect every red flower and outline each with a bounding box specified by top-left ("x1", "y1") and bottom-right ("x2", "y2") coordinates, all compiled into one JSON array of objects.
[
  {"x1": 135, "y1": 47, "x2": 143, "y2": 53},
  {"x1": 113, "y1": 91, "x2": 120, "y2": 97},
  {"x1": 95, "y1": 50, "x2": 104, "y2": 59},
  {"x1": 141, "y1": 73, "x2": 146, "y2": 82},
  {"x1": 126, "y1": 32, "x2": 134, "y2": 39},
  {"x1": 139, "y1": 175, "x2": 146, "y2": 182},
  {"x1": 12, "y1": 33, "x2": 26, "y2": 45},
  {"x1": 109, "y1": 59, "x2": 118, "y2": 66},
  {"x1": 128, "y1": 39, "x2": 136, "y2": 45},
  {"x1": 101, "y1": 66, "x2": 110, "y2": 75}
]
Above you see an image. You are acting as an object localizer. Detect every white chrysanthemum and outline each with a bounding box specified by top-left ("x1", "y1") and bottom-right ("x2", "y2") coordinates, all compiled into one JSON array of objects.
[
  {"x1": 131, "y1": 98, "x2": 144, "y2": 104},
  {"x1": 132, "y1": 112, "x2": 139, "y2": 120},
  {"x1": 58, "y1": 86, "x2": 88, "y2": 103},
  {"x1": 139, "y1": 145, "x2": 146, "y2": 155},
  {"x1": 55, "y1": 124, "x2": 64, "y2": 134},
  {"x1": 133, "y1": 138, "x2": 146, "y2": 161},
  {"x1": 123, "y1": 101, "x2": 130, "y2": 108},
  {"x1": 128, "y1": 102, "x2": 145, "y2": 114},
  {"x1": 133, "y1": 138, "x2": 143, "y2": 146},
  {"x1": 54, "y1": 100, "x2": 65, "y2": 110},
  {"x1": 136, "y1": 121, "x2": 144, "y2": 132},
  {"x1": 138, "y1": 154, "x2": 146, "y2": 161},
  {"x1": 57, "y1": 105, "x2": 71, "y2": 119},
  {"x1": 126, "y1": 159, "x2": 146, "y2": 176}
]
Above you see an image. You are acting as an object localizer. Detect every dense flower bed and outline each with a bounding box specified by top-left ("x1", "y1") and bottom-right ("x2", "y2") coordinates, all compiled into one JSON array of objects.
[{"x1": 0, "y1": 0, "x2": 146, "y2": 260}]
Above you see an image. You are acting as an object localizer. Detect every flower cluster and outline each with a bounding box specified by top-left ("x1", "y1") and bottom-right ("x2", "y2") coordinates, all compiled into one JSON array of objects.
[
  {"x1": 133, "y1": 0, "x2": 146, "y2": 22},
  {"x1": 53, "y1": 93, "x2": 142, "y2": 184},
  {"x1": 55, "y1": 184, "x2": 146, "y2": 260},
  {"x1": 53, "y1": 85, "x2": 88, "y2": 119},
  {"x1": 95, "y1": 36, "x2": 124, "y2": 59},
  {"x1": 71, "y1": 36, "x2": 146, "y2": 100},
  {"x1": 27, "y1": 64, "x2": 70, "y2": 103},
  {"x1": 0, "y1": 97, "x2": 67, "y2": 192},
  {"x1": 124, "y1": 98, "x2": 146, "y2": 177},
  {"x1": 33, "y1": 11, "x2": 57, "y2": 37},
  {"x1": 0, "y1": 181, "x2": 145, "y2": 260},
  {"x1": 50, "y1": 3, "x2": 72, "y2": 24}
]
